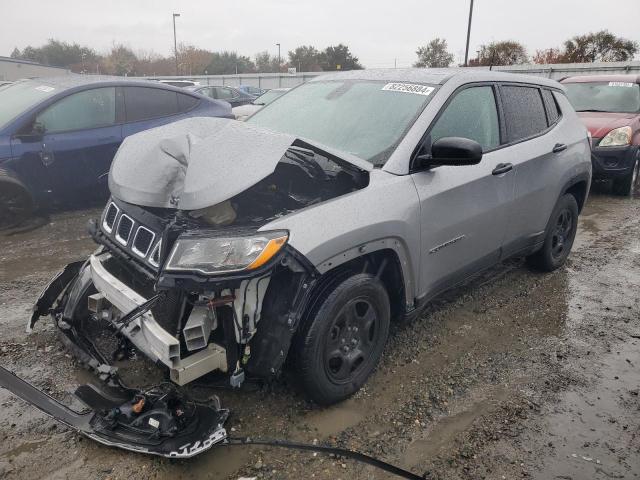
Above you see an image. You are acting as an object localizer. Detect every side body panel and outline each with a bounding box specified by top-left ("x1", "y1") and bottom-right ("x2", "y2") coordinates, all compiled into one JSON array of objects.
[
  {"x1": 411, "y1": 146, "x2": 515, "y2": 299},
  {"x1": 501, "y1": 90, "x2": 591, "y2": 256},
  {"x1": 260, "y1": 170, "x2": 422, "y2": 306}
]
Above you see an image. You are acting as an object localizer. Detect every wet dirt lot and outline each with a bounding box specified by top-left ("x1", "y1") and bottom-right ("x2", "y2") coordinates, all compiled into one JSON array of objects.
[{"x1": 1, "y1": 191, "x2": 639, "y2": 480}]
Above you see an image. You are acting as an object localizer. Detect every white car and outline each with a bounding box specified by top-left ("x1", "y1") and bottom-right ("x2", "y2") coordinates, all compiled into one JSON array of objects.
[{"x1": 232, "y1": 88, "x2": 290, "y2": 120}]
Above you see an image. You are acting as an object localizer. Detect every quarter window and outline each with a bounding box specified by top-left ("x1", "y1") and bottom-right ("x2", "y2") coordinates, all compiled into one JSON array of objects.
[
  {"x1": 36, "y1": 87, "x2": 116, "y2": 132},
  {"x1": 178, "y1": 93, "x2": 198, "y2": 112},
  {"x1": 429, "y1": 86, "x2": 500, "y2": 152},
  {"x1": 542, "y1": 89, "x2": 560, "y2": 126},
  {"x1": 501, "y1": 86, "x2": 548, "y2": 142},
  {"x1": 124, "y1": 87, "x2": 179, "y2": 122}
]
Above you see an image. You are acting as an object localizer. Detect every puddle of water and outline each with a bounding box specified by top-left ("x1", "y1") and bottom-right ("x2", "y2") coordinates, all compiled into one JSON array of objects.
[{"x1": 532, "y1": 340, "x2": 640, "y2": 480}]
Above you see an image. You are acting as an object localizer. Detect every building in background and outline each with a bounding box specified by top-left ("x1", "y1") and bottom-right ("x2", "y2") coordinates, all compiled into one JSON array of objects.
[{"x1": 0, "y1": 56, "x2": 70, "y2": 81}]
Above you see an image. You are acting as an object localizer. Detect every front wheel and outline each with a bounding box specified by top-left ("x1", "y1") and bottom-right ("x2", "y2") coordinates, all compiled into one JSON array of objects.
[
  {"x1": 527, "y1": 194, "x2": 579, "y2": 272},
  {"x1": 293, "y1": 273, "x2": 390, "y2": 405},
  {"x1": 0, "y1": 170, "x2": 34, "y2": 230}
]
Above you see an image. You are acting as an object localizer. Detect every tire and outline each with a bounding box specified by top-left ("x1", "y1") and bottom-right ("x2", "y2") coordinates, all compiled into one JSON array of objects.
[
  {"x1": 527, "y1": 194, "x2": 579, "y2": 272},
  {"x1": 293, "y1": 273, "x2": 390, "y2": 405},
  {"x1": 0, "y1": 169, "x2": 34, "y2": 230},
  {"x1": 612, "y1": 153, "x2": 639, "y2": 197}
]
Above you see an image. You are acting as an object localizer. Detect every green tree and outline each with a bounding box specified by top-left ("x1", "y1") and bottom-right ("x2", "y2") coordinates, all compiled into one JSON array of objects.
[
  {"x1": 288, "y1": 45, "x2": 323, "y2": 72},
  {"x1": 562, "y1": 30, "x2": 638, "y2": 62},
  {"x1": 102, "y1": 44, "x2": 137, "y2": 76},
  {"x1": 414, "y1": 38, "x2": 454, "y2": 68},
  {"x1": 206, "y1": 51, "x2": 256, "y2": 75},
  {"x1": 12, "y1": 39, "x2": 99, "y2": 72},
  {"x1": 254, "y1": 51, "x2": 280, "y2": 73},
  {"x1": 320, "y1": 44, "x2": 363, "y2": 71},
  {"x1": 471, "y1": 41, "x2": 528, "y2": 66}
]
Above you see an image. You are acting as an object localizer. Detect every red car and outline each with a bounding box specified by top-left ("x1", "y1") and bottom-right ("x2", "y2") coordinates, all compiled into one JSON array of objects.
[{"x1": 562, "y1": 74, "x2": 640, "y2": 195}]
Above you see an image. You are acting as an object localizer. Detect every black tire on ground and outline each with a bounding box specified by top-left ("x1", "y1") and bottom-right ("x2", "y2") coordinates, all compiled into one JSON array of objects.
[
  {"x1": 293, "y1": 273, "x2": 390, "y2": 405},
  {"x1": 611, "y1": 153, "x2": 640, "y2": 197},
  {"x1": 0, "y1": 169, "x2": 34, "y2": 230},
  {"x1": 527, "y1": 193, "x2": 579, "y2": 272}
]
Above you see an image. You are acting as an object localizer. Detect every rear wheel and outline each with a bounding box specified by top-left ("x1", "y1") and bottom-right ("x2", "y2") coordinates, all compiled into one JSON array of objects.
[
  {"x1": 527, "y1": 194, "x2": 579, "y2": 272},
  {"x1": 0, "y1": 170, "x2": 34, "y2": 230},
  {"x1": 612, "y1": 153, "x2": 639, "y2": 197},
  {"x1": 293, "y1": 273, "x2": 390, "y2": 405}
]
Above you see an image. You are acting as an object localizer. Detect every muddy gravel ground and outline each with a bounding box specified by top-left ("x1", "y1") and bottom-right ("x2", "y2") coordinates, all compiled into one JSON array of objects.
[{"x1": 1, "y1": 191, "x2": 639, "y2": 480}]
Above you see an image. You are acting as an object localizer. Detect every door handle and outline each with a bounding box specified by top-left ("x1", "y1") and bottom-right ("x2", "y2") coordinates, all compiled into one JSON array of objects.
[
  {"x1": 492, "y1": 163, "x2": 513, "y2": 175},
  {"x1": 552, "y1": 143, "x2": 567, "y2": 153}
]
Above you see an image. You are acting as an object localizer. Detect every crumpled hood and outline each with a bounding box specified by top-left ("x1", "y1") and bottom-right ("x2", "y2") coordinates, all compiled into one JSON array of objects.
[
  {"x1": 109, "y1": 118, "x2": 298, "y2": 210},
  {"x1": 109, "y1": 117, "x2": 372, "y2": 211},
  {"x1": 577, "y1": 112, "x2": 637, "y2": 138}
]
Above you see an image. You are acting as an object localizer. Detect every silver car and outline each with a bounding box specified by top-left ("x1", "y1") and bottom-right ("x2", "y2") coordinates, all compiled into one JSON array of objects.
[{"x1": 32, "y1": 69, "x2": 591, "y2": 407}]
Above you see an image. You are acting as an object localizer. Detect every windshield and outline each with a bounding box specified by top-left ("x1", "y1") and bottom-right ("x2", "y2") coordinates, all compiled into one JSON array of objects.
[
  {"x1": 253, "y1": 90, "x2": 286, "y2": 105},
  {"x1": 247, "y1": 80, "x2": 437, "y2": 165},
  {"x1": 0, "y1": 81, "x2": 58, "y2": 130},
  {"x1": 565, "y1": 82, "x2": 640, "y2": 114}
]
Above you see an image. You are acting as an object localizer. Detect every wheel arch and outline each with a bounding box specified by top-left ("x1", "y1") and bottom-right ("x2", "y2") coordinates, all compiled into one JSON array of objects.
[
  {"x1": 310, "y1": 246, "x2": 410, "y2": 321},
  {"x1": 561, "y1": 172, "x2": 591, "y2": 213}
]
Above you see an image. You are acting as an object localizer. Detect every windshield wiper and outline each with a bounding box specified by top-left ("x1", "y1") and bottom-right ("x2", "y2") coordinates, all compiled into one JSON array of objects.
[{"x1": 576, "y1": 109, "x2": 610, "y2": 112}]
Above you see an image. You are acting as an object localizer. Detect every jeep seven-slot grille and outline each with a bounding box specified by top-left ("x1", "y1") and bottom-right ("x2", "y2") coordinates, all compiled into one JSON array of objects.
[
  {"x1": 103, "y1": 203, "x2": 119, "y2": 232},
  {"x1": 132, "y1": 227, "x2": 155, "y2": 257},
  {"x1": 102, "y1": 202, "x2": 161, "y2": 269},
  {"x1": 115, "y1": 215, "x2": 134, "y2": 245}
]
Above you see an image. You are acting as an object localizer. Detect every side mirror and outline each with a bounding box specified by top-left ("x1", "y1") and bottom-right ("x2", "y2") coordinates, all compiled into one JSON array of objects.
[{"x1": 416, "y1": 137, "x2": 483, "y2": 169}]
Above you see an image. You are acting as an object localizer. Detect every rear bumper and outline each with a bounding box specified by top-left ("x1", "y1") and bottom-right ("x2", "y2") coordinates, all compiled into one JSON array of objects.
[{"x1": 590, "y1": 143, "x2": 639, "y2": 179}]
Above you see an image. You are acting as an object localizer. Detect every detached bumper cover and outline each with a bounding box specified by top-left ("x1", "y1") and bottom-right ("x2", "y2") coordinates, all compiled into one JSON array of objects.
[
  {"x1": 0, "y1": 365, "x2": 228, "y2": 458},
  {"x1": 590, "y1": 142, "x2": 639, "y2": 178}
]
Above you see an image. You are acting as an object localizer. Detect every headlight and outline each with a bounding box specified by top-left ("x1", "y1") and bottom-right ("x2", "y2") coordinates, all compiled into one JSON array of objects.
[
  {"x1": 599, "y1": 126, "x2": 632, "y2": 147},
  {"x1": 165, "y1": 231, "x2": 288, "y2": 274}
]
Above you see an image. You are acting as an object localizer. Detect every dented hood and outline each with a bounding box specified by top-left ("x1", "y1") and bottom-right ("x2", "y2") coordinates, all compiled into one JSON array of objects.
[
  {"x1": 109, "y1": 117, "x2": 298, "y2": 210},
  {"x1": 109, "y1": 117, "x2": 371, "y2": 211}
]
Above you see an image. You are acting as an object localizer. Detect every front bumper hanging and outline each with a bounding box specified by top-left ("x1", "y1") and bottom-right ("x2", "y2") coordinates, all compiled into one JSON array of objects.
[{"x1": 0, "y1": 365, "x2": 228, "y2": 458}]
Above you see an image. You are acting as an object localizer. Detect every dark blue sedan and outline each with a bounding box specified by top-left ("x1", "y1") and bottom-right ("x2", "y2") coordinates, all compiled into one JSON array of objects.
[{"x1": 0, "y1": 76, "x2": 232, "y2": 228}]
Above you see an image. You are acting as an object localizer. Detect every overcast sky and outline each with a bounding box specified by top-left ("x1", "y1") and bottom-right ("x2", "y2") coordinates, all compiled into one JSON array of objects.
[{"x1": 1, "y1": 0, "x2": 638, "y2": 68}]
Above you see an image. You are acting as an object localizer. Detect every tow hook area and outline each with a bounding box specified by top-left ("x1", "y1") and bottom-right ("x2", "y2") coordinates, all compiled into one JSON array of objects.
[{"x1": 0, "y1": 366, "x2": 229, "y2": 458}]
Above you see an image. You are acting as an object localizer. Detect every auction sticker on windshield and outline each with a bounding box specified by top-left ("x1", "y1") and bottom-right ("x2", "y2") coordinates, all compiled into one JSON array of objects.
[
  {"x1": 608, "y1": 82, "x2": 634, "y2": 87},
  {"x1": 382, "y1": 83, "x2": 435, "y2": 96}
]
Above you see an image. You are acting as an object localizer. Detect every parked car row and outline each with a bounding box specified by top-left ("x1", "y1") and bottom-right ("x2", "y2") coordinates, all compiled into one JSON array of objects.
[
  {"x1": 0, "y1": 76, "x2": 232, "y2": 228},
  {"x1": 561, "y1": 75, "x2": 640, "y2": 196}
]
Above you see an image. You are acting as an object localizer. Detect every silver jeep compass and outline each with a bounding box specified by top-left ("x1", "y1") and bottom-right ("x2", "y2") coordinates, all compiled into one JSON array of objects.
[{"x1": 29, "y1": 69, "x2": 592, "y2": 412}]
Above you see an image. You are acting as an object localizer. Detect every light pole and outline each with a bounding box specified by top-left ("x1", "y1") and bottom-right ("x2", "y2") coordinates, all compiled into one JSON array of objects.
[
  {"x1": 463, "y1": 0, "x2": 474, "y2": 67},
  {"x1": 276, "y1": 43, "x2": 281, "y2": 69},
  {"x1": 173, "y1": 13, "x2": 180, "y2": 75}
]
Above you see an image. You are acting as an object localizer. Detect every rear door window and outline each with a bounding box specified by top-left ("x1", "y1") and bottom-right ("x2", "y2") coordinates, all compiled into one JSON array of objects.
[
  {"x1": 36, "y1": 87, "x2": 116, "y2": 132},
  {"x1": 501, "y1": 86, "x2": 548, "y2": 142},
  {"x1": 124, "y1": 87, "x2": 179, "y2": 122},
  {"x1": 214, "y1": 87, "x2": 236, "y2": 100},
  {"x1": 541, "y1": 89, "x2": 560, "y2": 126},
  {"x1": 429, "y1": 85, "x2": 500, "y2": 152}
]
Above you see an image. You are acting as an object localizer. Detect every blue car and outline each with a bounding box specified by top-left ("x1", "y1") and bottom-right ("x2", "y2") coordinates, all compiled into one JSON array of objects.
[{"x1": 0, "y1": 76, "x2": 232, "y2": 228}]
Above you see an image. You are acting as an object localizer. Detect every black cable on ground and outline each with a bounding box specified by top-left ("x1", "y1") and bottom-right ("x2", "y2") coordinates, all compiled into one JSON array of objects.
[{"x1": 224, "y1": 436, "x2": 424, "y2": 480}]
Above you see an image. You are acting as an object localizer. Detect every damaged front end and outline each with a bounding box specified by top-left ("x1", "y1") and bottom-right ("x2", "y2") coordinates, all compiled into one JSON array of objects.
[{"x1": 7, "y1": 118, "x2": 369, "y2": 457}]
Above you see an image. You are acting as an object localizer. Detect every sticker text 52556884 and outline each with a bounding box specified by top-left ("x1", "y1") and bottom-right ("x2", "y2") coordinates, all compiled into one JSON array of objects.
[{"x1": 382, "y1": 83, "x2": 435, "y2": 96}]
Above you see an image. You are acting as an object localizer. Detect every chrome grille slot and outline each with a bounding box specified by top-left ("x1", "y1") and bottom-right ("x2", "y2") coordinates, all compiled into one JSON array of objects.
[
  {"x1": 132, "y1": 227, "x2": 155, "y2": 258},
  {"x1": 115, "y1": 215, "x2": 134, "y2": 245},
  {"x1": 103, "y1": 203, "x2": 119, "y2": 233},
  {"x1": 149, "y1": 241, "x2": 162, "y2": 268}
]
